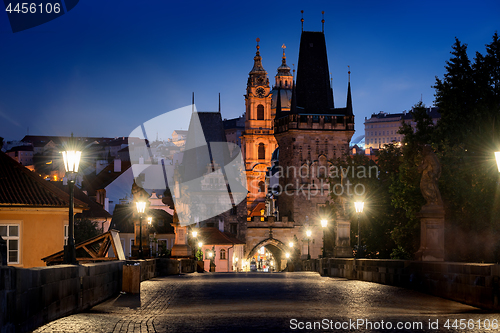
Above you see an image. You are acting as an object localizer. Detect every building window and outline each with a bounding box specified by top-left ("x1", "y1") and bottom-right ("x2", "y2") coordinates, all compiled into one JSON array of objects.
[
  {"x1": 258, "y1": 143, "x2": 265, "y2": 160},
  {"x1": 0, "y1": 224, "x2": 20, "y2": 264},
  {"x1": 230, "y1": 223, "x2": 237, "y2": 235},
  {"x1": 258, "y1": 181, "x2": 265, "y2": 192},
  {"x1": 64, "y1": 224, "x2": 68, "y2": 246},
  {"x1": 257, "y1": 105, "x2": 264, "y2": 120},
  {"x1": 220, "y1": 249, "x2": 226, "y2": 260}
]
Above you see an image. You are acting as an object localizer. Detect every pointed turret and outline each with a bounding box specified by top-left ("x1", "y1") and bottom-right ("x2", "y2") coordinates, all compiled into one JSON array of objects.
[{"x1": 346, "y1": 69, "x2": 353, "y2": 116}]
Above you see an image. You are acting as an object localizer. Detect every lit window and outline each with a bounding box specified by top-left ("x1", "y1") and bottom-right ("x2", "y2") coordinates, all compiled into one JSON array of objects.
[
  {"x1": 220, "y1": 249, "x2": 226, "y2": 260},
  {"x1": 0, "y1": 224, "x2": 20, "y2": 264}
]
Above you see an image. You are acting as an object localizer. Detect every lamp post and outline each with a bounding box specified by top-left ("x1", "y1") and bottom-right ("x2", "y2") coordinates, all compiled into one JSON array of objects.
[
  {"x1": 321, "y1": 219, "x2": 328, "y2": 258},
  {"x1": 61, "y1": 140, "x2": 81, "y2": 265},
  {"x1": 136, "y1": 201, "x2": 146, "y2": 259},
  {"x1": 306, "y1": 230, "x2": 312, "y2": 260},
  {"x1": 354, "y1": 201, "x2": 364, "y2": 258}
]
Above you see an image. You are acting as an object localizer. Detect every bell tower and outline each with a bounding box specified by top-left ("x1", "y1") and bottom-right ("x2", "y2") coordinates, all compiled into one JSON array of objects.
[{"x1": 241, "y1": 38, "x2": 278, "y2": 217}]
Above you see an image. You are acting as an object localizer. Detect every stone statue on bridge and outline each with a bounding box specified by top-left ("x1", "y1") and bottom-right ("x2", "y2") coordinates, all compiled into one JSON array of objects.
[
  {"x1": 418, "y1": 145, "x2": 443, "y2": 208},
  {"x1": 416, "y1": 145, "x2": 445, "y2": 261}
]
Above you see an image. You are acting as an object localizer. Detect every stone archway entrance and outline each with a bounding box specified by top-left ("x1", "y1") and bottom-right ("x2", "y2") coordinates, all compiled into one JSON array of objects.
[{"x1": 247, "y1": 238, "x2": 288, "y2": 271}]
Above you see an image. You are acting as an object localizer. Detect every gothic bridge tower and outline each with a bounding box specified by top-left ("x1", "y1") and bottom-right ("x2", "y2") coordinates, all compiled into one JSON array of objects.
[
  {"x1": 241, "y1": 39, "x2": 278, "y2": 217},
  {"x1": 274, "y1": 30, "x2": 355, "y2": 233}
]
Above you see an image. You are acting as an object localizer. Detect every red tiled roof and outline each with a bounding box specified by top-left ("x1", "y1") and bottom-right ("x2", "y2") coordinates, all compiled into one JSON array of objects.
[
  {"x1": 0, "y1": 151, "x2": 86, "y2": 208},
  {"x1": 50, "y1": 182, "x2": 111, "y2": 219},
  {"x1": 197, "y1": 227, "x2": 245, "y2": 245},
  {"x1": 249, "y1": 202, "x2": 266, "y2": 217},
  {"x1": 82, "y1": 160, "x2": 131, "y2": 196}
]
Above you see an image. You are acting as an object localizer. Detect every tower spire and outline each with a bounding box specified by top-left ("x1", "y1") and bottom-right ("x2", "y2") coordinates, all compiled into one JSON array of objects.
[
  {"x1": 346, "y1": 67, "x2": 353, "y2": 116},
  {"x1": 322, "y1": 11, "x2": 325, "y2": 33},
  {"x1": 218, "y1": 93, "x2": 221, "y2": 112},
  {"x1": 192, "y1": 92, "x2": 195, "y2": 113},
  {"x1": 249, "y1": 38, "x2": 266, "y2": 74},
  {"x1": 301, "y1": 10, "x2": 304, "y2": 31}
]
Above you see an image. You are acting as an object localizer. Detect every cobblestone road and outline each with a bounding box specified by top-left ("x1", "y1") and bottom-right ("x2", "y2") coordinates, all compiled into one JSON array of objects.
[{"x1": 33, "y1": 272, "x2": 499, "y2": 332}]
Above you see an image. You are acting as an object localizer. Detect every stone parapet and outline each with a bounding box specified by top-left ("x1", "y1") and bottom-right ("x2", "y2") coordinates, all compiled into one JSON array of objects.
[{"x1": 303, "y1": 258, "x2": 500, "y2": 311}]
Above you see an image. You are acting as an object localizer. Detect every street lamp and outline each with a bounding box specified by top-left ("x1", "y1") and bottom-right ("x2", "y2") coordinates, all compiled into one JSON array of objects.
[
  {"x1": 289, "y1": 241, "x2": 293, "y2": 248},
  {"x1": 147, "y1": 216, "x2": 152, "y2": 225},
  {"x1": 192, "y1": 230, "x2": 198, "y2": 238},
  {"x1": 136, "y1": 201, "x2": 146, "y2": 259},
  {"x1": 320, "y1": 219, "x2": 328, "y2": 258},
  {"x1": 354, "y1": 201, "x2": 365, "y2": 258},
  {"x1": 61, "y1": 138, "x2": 81, "y2": 265},
  {"x1": 495, "y1": 152, "x2": 500, "y2": 172},
  {"x1": 306, "y1": 230, "x2": 312, "y2": 260}
]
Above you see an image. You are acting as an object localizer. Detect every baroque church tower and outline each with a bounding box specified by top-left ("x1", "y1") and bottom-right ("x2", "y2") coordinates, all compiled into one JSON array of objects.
[{"x1": 241, "y1": 39, "x2": 278, "y2": 217}]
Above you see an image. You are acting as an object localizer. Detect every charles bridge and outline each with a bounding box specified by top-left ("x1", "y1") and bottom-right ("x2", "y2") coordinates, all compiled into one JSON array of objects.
[{"x1": 1, "y1": 258, "x2": 500, "y2": 332}]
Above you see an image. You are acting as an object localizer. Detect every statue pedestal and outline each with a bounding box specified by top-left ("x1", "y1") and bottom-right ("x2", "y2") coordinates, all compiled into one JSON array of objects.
[
  {"x1": 415, "y1": 205, "x2": 445, "y2": 261},
  {"x1": 171, "y1": 223, "x2": 192, "y2": 258},
  {"x1": 334, "y1": 220, "x2": 353, "y2": 258}
]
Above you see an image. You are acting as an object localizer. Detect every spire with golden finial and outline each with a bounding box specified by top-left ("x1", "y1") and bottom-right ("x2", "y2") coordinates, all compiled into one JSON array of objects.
[
  {"x1": 322, "y1": 11, "x2": 325, "y2": 33},
  {"x1": 348, "y1": 65, "x2": 351, "y2": 83},
  {"x1": 250, "y1": 37, "x2": 266, "y2": 74}
]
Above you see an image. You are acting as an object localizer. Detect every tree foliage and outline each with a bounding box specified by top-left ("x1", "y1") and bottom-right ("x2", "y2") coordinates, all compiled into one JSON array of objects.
[
  {"x1": 74, "y1": 218, "x2": 102, "y2": 244},
  {"x1": 324, "y1": 32, "x2": 500, "y2": 262}
]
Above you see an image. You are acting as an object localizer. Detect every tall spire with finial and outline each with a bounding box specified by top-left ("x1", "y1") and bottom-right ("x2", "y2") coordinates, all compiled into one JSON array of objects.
[
  {"x1": 192, "y1": 92, "x2": 195, "y2": 113},
  {"x1": 301, "y1": 10, "x2": 304, "y2": 31},
  {"x1": 346, "y1": 66, "x2": 353, "y2": 116},
  {"x1": 249, "y1": 38, "x2": 266, "y2": 74},
  {"x1": 218, "y1": 93, "x2": 221, "y2": 113},
  {"x1": 322, "y1": 11, "x2": 325, "y2": 33}
]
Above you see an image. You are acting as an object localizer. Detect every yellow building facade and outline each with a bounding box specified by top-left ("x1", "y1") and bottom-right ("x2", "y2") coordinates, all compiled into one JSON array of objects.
[{"x1": 0, "y1": 152, "x2": 85, "y2": 268}]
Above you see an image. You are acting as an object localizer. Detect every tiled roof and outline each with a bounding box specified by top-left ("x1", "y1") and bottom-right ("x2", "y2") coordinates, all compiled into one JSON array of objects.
[
  {"x1": 82, "y1": 160, "x2": 132, "y2": 195},
  {"x1": 0, "y1": 151, "x2": 86, "y2": 208},
  {"x1": 197, "y1": 227, "x2": 245, "y2": 245},
  {"x1": 109, "y1": 204, "x2": 174, "y2": 234},
  {"x1": 294, "y1": 31, "x2": 335, "y2": 114},
  {"x1": 50, "y1": 182, "x2": 111, "y2": 219}
]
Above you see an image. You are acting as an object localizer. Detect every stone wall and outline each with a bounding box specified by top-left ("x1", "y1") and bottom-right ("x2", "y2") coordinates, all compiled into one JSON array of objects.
[
  {"x1": 0, "y1": 262, "x2": 123, "y2": 333},
  {"x1": 303, "y1": 258, "x2": 500, "y2": 311},
  {"x1": 156, "y1": 258, "x2": 195, "y2": 276}
]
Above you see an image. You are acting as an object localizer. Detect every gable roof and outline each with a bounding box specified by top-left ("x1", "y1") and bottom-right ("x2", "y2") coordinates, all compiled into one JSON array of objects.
[
  {"x1": 0, "y1": 151, "x2": 86, "y2": 208},
  {"x1": 82, "y1": 160, "x2": 132, "y2": 196},
  {"x1": 50, "y1": 182, "x2": 111, "y2": 219},
  {"x1": 197, "y1": 227, "x2": 245, "y2": 245},
  {"x1": 109, "y1": 204, "x2": 174, "y2": 234}
]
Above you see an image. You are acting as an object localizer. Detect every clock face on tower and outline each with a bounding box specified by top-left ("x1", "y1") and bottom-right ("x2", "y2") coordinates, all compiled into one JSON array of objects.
[{"x1": 256, "y1": 87, "x2": 265, "y2": 98}]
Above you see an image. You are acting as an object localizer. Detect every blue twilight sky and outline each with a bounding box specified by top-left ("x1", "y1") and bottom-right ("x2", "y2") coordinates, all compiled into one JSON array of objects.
[{"x1": 0, "y1": 0, "x2": 499, "y2": 142}]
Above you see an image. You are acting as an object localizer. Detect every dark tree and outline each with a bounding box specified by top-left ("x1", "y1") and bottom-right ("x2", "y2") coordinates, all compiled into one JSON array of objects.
[{"x1": 74, "y1": 218, "x2": 102, "y2": 244}]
